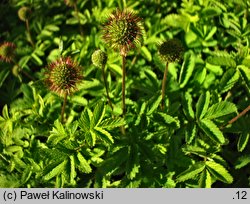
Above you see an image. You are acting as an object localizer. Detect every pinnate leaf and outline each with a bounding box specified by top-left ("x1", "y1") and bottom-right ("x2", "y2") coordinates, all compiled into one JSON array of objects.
[
  {"x1": 86, "y1": 130, "x2": 96, "y2": 147},
  {"x1": 146, "y1": 93, "x2": 161, "y2": 115},
  {"x1": 48, "y1": 120, "x2": 67, "y2": 145},
  {"x1": 155, "y1": 112, "x2": 180, "y2": 128},
  {"x1": 219, "y1": 68, "x2": 239, "y2": 93},
  {"x1": 77, "y1": 152, "x2": 92, "y2": 173},
  {"x1": 207, "y1": 51, "x2": 236, "y2": 67},
  {"x1": 94, "y1": 127, "x2": 114, "y2": 144},
  {"x1": 99, "y1": 117, "x2": 125, "y2": 129},
  {"x1": 206, "y1": 161, "x2": 233, "y2": 184},
  {"x1": 79, "y1": 109, "x2": 91, "y2": 132},
  {"x1": 91, "y1": 102, "x2": 105, "y2": 128},
  {"x1": 126, "y1": 144, "x2": 140, "y2": 180},
  {"x1": 176, "y1": 162, "x2": 205, "y2": 182},
  {"x1": 69, "y1": 155, "x2": 76, "y2": 184},
  {"x1": 204, "y1": 101, "x2": 237, "y2": 119},
  {"x1": 235, "y1": 155, "x2": 250, "y2": 169},
  {"x1": 199, "y1": 169, "x2": 212, "y2": 188},
  {"x1": 185, "y1": 123, "x2": 197, "y2": 144},
  {"x1": 44, "y1": 160, "x2": 67, "y2": 181},
  {"x1": 237, "y1": 132, "x2": 249, "y2": 152},
  {"x1": 200, "y1": 118, "x2": 225, "y2": 144},
  {"x1": 183, "y1": 92, "x2": 195, "y2": 120},
  {"x1": 179, "y1": 52, "x2": 195, "y2": 88},
  {"x1": 196, "y1": 91, "x2": 210, "y2": 119}
]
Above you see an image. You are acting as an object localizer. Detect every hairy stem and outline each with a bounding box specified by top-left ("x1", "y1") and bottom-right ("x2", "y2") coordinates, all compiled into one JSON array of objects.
[
  {"x1": 61, "y1": 92, "x2": 68, "y2": 123},
  {"x1": 120, "y1": 55, "x2": 127, "y2": 135},
  {"x1": 122, "y1": 55, "x2": 126, "y2": 116},
  {"x1": 102, "y1": 64, "x2": 113, "y2": 110},
  {"x1": 161, "y1": 62, "x2": 168, "y2": 111},
  {"x1": 74, "y1": 142, "x2": 85, "y2": 151},
  {"x1": 20, "y1": 68, "x2": 35, "y2": 81},
  {"x1": 25, "y1": 20, "x2": 34, "y2": 47},
  {"x1": 225, "y1": 104, "x2": 250, "y2": 127}
]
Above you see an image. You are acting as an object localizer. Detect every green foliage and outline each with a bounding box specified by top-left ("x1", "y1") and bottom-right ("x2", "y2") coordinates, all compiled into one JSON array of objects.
[
  {"x1": 176, "y1": 162, "x2": 206, "y2": 182},
  {"x1": 179, "y1": 51, "x2": 196, "y2": 88},
  {"x1": 78, "y1": 102, "x2": 124, "y2": 146},
  {"x1": 196, "y1": 91, "x2": 210, "y2": 120},
  {"x1": 237, "y1": 132, "x2": 249, "y2": 152},
  {"x1": 205, "y1": 161, "x2": 233, "y2": 184},
  {"x1": 0, "y1": 0, "x2": 249, "y2": 188}
]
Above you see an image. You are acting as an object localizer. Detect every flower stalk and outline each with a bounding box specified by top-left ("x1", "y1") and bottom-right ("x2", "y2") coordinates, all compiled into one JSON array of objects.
[
  {"x1": 18, "y1": 7, "x2": 34, "y2": 47},
  {"x1": 102, "y1": 9, "x2": 143, "y2": 117},
  {"x1": 161, "y1": 62, "x2": 168, "y2": 110},
  {"x1": 25, "y1": 19, "x2": 34, "y2": 47},
  {"x1": 45, "y1": 57, "x2": 83, "y2": 123},
  {"x1": 221, "y1": 104, "x2": 250, "y2": 129},
  {"x1": 101, "y1": 63, "x2": 113, "y2": 110},
  {"x1": 158, "y1": 39, "x2": 184, "y2": 111},
  {"x1": 61, "y1": 92, "x2": 68, "y2": 123},
  {"x1": 120, "y1": 54, "x2": 127, "y2": 135},
  {"x1": 92, "y1": 50, "x2": 113, "y2": 110}
]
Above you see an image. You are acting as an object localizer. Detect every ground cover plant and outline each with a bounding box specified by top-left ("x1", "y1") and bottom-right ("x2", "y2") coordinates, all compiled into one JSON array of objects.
[{"x1": 0, "y1": 0, "x2": 250, "y2": 188}]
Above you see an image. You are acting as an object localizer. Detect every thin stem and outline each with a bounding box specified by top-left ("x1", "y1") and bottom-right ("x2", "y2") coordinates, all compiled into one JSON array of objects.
[
  {"x1": 74, "y1": 2, "x2": 83, "y2": 36},
  {"x1": 161, "y1": 62, "x2": 168, "y2": 111},
  {"x1": 122, "y1": 55, "x2": 126, "y2": 116},
  {"x1": 25, "y1": 19, "x2": 34, "y2": 47},
  {"x1": 119, "y1": 55, "x2": 126, "y2": 135},
  {"x1": 20, "y1": 68, "x2": 35, "y2": 81},
  {"x1": 74, "y1": 142, "x2": 85, "y2": 152},
  {"x1": 61, "y1": 92, "x2": 68, "y2": 123},
  {"x1": 102, "y1": 64, "x2": 113, "y2": 110},
  {"x1": 223, "y1": 104, "x2": 250, "y2": 128}
]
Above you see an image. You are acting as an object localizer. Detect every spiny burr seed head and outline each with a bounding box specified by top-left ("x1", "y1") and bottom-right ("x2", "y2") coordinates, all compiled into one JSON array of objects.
[
  {"x1": 0, "y1": 42, "x2": 16, "y2": 63},
  {"x1": 158, "y1": 39, "x2": 184, "y2": 63},
  {"x1": 45, "y1": 57, "x2": 83, "y2": 96},
  {"x1": 102, "y1": 9, "x2": 143, "y2": 56}
]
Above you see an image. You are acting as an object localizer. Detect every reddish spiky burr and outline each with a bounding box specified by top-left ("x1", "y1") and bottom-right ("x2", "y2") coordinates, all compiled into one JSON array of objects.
[
  {"x1": 102, "y1": 9, "x2": 143, "y2": 56},
  {"x1": 45, "y1": 57, "x2": 83, "y2": 96},
  {"x1": 0, "y1": 42, "x2": 16, "y2": 63}
]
